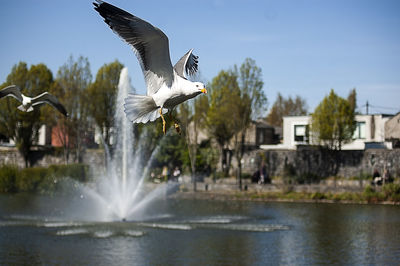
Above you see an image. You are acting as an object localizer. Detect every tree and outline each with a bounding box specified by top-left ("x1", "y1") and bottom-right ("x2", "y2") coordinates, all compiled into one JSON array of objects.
[
  {"x1": 206, "y1": 70, "x2": 240, "y2": 176},
  {"x1": 266, "y1": 93, "x2": 308, "y2": 127},
  {"x1": 232, "y1": 58, "x2": 266, "y2": 189},
  {"x1": 347, "y1": 88, "x2": 357, "y2": 114},
  {"x1": 88, "y1": 60, "x2": 124, "y2": 146},
  {"x1": 0, "y1": 62, "x2": 53, "y2": 167},
  {"x1": 311, "y1": 89, "x2": 356, "y2": 150},
  {"x1": 52, "y1": 56, "x2": 92, "y2": 163},
  {"x1": 178, "y1": 95, "x2": 209, "y2": 190}
]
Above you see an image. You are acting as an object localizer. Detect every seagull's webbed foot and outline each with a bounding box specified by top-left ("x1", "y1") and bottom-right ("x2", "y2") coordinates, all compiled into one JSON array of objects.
[
  {"x1": 174, "y1": 122, "x2": 181, "y2": 135},
  {"x1": 168, "y1": 111, "x2": 181, "y2": 135},
  {"x1": 160, "y1": 108, "x2": 166, "y2": 135}
]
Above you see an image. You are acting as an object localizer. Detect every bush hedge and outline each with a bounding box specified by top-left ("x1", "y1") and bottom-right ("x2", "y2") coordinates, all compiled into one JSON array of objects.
[{"x1": 0, "y1": 164, "x2": 90, "y2": 194}]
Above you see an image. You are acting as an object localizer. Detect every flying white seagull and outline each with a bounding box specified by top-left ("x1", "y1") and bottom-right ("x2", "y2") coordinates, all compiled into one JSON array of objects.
[
  {"x1": 93, "y1": 0, "x2": 207, "y2": 134},
  {"x1": 0, "y1": 85, "x2": 68, "y2": 117}
]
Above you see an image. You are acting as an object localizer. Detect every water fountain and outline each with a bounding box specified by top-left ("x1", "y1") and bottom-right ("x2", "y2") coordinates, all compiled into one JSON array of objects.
[
  {"x1": 0, "y1": 68, "x2": 291, "y2": 265},
  {"x1": 80, "y1": 67, "x2": 174, "y2": 222}
]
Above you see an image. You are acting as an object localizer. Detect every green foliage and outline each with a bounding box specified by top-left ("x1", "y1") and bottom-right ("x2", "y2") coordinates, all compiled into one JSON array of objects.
[
  {"x1": 363, "y1": 185, "x2": 384, "y2": 203},
  {"x1": 52, "y1": 55, "x2": 92, "y2": 163},
  {"x1": 0, "y1": 62, "x2": 54, "y2": 167},
  {"x1": 311, "y1": 89, "x2": 357, "y2": 150},
  {"x1": 207, "y1": 70, "x2": 240, "y2": 147},
  {"x1": 88, "y1": 60, "x2": 124, "y2": 146},
  {"x1": 17, "y1": 167, "x2": 48, "y2": 192},
  {"x1": 47, "y1": 164, "x2": 90, "y2": 182},
  {"x1": 266, "y1": 93, "x2": 308, "y2": 127},
  {"x1": 0, "y1": 164, "x2": 90, "y2": 194},
  {"x1": 382, "y1": 183, "x2": 400, "y2": 202},
  {"x1": 0, "y1": 165, "x2": 19, "y2": 193},
  {"x1": 155, "y1": 133, "x2": 186, "y2": 169},
  {"x1": 311, "y1": 192, "x2": 326, "y2": 200}
]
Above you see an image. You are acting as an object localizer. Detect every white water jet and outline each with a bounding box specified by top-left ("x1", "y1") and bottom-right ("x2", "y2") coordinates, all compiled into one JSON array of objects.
[{"x1": 79, "y1": 68, "x2": 176, "y2": 222}]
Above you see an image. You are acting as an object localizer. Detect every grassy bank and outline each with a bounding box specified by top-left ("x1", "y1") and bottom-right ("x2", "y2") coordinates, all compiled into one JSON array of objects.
[
  {"x1": 178, "y1": 184, "x2": 400, "y2": 204},
  {"x1": 0, "y1": 164, "x2": 90, "y2": 194}
]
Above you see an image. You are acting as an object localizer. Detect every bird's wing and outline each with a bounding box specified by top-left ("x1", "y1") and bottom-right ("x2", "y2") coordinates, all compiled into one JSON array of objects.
[
  {"x1": 31, "y1": 92, "x2": 68, "y2": 117},
  {"x1": 173, "y1": 49, "x2": 199, "y2": 79},
  {"x1": 0, "y1": 85, "x2": 23, "y2": 102},
  {"x1": 93, "y1": 0, "x2": 174, "y2": 96}
]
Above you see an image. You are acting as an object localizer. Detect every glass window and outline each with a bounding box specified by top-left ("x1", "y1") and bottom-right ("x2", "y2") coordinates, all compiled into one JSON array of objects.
[
  {"x1": 353, "y1": 122, "x2": 366, "y2": 139},
  {"x1": 294, "y1": 125, "x2": 309, "y2": 142}
]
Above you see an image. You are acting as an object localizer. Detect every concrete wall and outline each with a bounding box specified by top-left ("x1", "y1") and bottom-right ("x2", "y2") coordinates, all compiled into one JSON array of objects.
[
  {"x1": 242, "y1": 147, "x2": 400, "y2": 179},
  {"x1": 0, "y1": 148, "x2": 105, "y2": 169}
]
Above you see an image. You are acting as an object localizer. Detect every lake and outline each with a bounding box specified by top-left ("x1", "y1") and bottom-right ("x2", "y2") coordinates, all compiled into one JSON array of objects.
[{"x1": 0, "y1": 193, "x2": 399, "y2": 265}]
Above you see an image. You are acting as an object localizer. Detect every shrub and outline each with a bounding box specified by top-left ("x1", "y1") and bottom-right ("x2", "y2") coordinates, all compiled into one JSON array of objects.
[
  {"x1": 17, "y1": 167, "x2": 48, "y2": 192},
  {"x1": 363, "y1": 185, "x2": 385, "y2": 203},
  {"x1": 241, "y1": 173, "x2": 252, "y2": 180},
  {"x1": 0, "y1": 164, "x2": 91, "y2": 194},
  {"x1": 311, "y1": 192, "x2": 326, "y2": 200},
  {"x1": 0, "y1": 165, "x2": 19, "y2": 193},
  {"x1": 46, "y1": 164, "x2": 90, "y2": 182},
  {"x1": 382, "y1": 183, "x2": 400, "y2": 202}
]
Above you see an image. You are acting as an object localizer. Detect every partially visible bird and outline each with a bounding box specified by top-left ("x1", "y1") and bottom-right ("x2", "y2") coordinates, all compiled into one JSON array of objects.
[
  {"x1": 93, "y1": 0, "x2": 207, "y2": 134},
  {"x1": 0, "y1": 85, "x2": 68, "y2": 117}
]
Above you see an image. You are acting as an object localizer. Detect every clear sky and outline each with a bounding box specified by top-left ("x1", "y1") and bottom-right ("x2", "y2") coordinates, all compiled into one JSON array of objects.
[{"x1": 1, "y1": 0, "x2": 399, "y2": 114}]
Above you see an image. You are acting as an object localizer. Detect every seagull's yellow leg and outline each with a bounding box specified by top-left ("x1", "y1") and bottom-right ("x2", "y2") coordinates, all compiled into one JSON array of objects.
[{"x1": 160, "y1": 108, "x2": 166, "y2": 135}]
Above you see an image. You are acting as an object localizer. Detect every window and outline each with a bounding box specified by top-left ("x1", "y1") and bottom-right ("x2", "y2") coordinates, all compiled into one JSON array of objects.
[
  {"x1": 294, "y1": 125, "x2": 309, "y2": 142},
  {"x1": 353, "y1": 121, "x2": 366, "y2": 139},
  {"x1": 258, "y1": 131, "x2": 264, "y2": 144}
]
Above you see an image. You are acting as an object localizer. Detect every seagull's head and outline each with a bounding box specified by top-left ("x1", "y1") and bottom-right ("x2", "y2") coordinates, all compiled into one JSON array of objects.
[{"x1": 194, "y1": 82, "x2": 207, "y2": 94}]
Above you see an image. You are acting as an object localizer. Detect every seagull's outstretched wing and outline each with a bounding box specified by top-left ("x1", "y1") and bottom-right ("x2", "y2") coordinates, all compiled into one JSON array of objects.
[
  {"x1": 174, "y1": 49, "x2": 199, "y2": 79},
  {"x1": 31, "y1": 92, "x2": 68, "y2": 117},
  {"x1": 0, "y1": 85, "x2": 23, "y2": 102},
  {"x1": 93, "y1": 0, "x2": 174, "y2": 96}
]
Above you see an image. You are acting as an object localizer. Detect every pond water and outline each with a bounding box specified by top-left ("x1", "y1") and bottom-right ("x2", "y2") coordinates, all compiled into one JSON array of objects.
[{"x1": 0, "y1": 193, "x2": 399, "y2": 265}]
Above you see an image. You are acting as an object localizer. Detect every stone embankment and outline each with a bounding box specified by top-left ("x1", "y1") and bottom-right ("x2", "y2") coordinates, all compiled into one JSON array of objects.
[{"x1": 180, "y1": 177, "x2": 373, "y2": 193}]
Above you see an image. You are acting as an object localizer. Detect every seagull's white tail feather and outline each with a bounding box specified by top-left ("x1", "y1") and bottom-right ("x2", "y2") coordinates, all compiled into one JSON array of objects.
[
  {"x1": 17, "y1": 105, "x2": 33, "y2": 112},
  {"x1": 124, "y1": 94, "x2": 167, "y2": 124}
]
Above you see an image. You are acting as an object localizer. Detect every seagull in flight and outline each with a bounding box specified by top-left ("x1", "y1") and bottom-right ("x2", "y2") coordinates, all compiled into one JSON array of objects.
[
  {"x1": 93, "y1": 0, "x2": 207, "y2": 134},
  {"x1": 0, "y1": 85, "x2": 68, "y2": 117}
]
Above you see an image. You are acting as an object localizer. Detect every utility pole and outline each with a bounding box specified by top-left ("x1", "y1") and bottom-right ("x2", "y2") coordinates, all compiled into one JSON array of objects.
[{"x1": 366, "y1": 101, "x2": 369, "y2": 115}]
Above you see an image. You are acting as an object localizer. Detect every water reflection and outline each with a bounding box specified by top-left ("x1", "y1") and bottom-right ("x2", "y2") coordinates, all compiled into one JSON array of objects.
[{"x1": 1, "y1": 195, "x2": 399, "y2": 265}]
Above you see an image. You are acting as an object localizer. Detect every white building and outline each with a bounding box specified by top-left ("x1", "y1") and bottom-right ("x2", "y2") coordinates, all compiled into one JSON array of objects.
[
  {"x1": 261, "y1": 114, "x2": 394, "y2": 150},
  {"x1": 0, "y1": 125, "x2": 50, "y2": 147}
]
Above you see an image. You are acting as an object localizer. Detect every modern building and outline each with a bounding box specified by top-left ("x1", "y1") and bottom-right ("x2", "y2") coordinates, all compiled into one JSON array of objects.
[{"x1": 261, "y1": 114, "x2": 396, "y2": 150}]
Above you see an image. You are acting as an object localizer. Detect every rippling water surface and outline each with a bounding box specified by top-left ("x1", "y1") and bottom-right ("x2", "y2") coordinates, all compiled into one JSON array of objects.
[{"x1": 0, "y1": 194, "x2": 399, "y2": 265}]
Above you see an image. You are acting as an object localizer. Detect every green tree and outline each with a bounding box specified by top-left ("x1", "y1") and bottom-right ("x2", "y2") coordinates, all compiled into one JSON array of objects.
[
  {"x1": 311, "y1": 89, "x2": 356, "y2": 150},
  {"x1": 88, "y1": 60, "x2": 124, "y2": 146},
  {"x1": 206, "y1": 70, "x2": 240, "y2": 176},
  {"x1": 52, "y1": 56, "x2": 92, "y2": 163},
  {"x1": 0, "y1": 62, "x2": 53, "y2": 167},
  {"x1": 232, "y1": 58, "x2": 266, "y2": 189},
  {"x1": 178, "y1": 95, "x2": 209, "y2": 190},
  {"x1": 266, "y1": 93, "x2": 308, "y2": 127},
  {"x1": 347, "y1": 88, "x2": 357, "y2": 114}
]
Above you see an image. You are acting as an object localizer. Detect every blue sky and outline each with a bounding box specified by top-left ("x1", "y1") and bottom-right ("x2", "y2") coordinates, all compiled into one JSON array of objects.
[{"x1": 1, "y1": 0, "x2": 399, "y2": 114}]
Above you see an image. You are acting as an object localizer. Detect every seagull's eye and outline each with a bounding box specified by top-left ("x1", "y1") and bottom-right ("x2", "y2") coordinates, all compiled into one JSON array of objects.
[{"x1": 196, "y1": 85, "x2": 199, "y2": 87}]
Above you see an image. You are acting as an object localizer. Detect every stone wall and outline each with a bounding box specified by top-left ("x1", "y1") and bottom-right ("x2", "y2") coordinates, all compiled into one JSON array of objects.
[
  {"x1": 242, "y1": 147, "x2": 400, "y2": 179},
  {"x1": 0, "y1": 148, "x2": 105, "y2": 169}
]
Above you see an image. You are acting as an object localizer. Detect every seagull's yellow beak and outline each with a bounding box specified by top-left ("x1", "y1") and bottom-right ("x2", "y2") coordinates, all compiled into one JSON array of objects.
[{"x1": 201, "y1": 87, "x2": 207, "y2": 94}]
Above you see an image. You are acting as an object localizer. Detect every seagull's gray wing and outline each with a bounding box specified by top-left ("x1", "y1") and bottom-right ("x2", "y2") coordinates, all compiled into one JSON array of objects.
[
  {"x1": 174, "y1": 49, "x2": 199, "y2": 79},
  {"x1": 94, "y1": 0, "x2": 174, "y2": 96},
  {"x1": 31, "y1": 92, "x2": 68, "y2": 117},
  {"x1": 0, "y1": 85, "x2": 23, "y2": 102}
]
